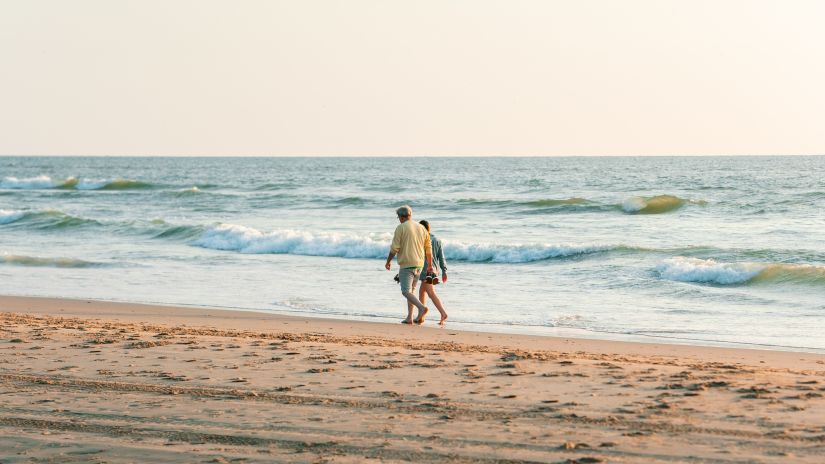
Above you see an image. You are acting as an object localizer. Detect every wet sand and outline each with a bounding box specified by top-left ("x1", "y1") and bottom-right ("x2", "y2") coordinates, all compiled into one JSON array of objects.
[{"x1": 1, "y1": 295, "x2": 824, "y2": 463}]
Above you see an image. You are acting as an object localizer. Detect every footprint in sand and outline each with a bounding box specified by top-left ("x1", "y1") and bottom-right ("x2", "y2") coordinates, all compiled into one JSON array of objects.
[{"x1": 306, "y1": 368, "x2": 334, "y2": 373}]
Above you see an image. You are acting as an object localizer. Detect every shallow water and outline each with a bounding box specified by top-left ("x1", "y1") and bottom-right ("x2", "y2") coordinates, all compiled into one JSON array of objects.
[{"x1": 2, "y1": 156, "x2": 824, "y2": 351}]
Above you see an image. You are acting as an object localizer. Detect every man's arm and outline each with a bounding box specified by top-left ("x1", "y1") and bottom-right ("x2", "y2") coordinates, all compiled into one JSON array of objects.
[{"x1": 387, "y1": 226, "x2": 401, "y2": 270}]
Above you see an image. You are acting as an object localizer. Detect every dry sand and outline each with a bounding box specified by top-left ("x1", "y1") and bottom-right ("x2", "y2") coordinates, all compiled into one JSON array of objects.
[{"x1": 1, "y1": 295, "x2": 824, "y2": 463}]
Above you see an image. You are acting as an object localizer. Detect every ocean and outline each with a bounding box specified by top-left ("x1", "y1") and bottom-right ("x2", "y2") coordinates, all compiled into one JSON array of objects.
[{"x1": 1, "y1": 156, "x2": 824, "y2": 352}]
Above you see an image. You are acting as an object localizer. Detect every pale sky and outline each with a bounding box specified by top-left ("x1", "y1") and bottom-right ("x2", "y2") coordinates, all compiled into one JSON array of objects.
[{"x1": 1, "y1": 0, "x2": 824, "y2": 156}]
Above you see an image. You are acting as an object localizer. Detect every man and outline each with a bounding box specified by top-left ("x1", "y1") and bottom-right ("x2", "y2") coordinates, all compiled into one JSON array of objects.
[{"x1": 385, "y1": 205, "x2": 433, "y2": 324}]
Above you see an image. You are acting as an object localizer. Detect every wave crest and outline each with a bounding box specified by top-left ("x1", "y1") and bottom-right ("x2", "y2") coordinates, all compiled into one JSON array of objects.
[
  {"x1": 152, "y1": 224, "x2": 207, "y2": 240},
  {"x1": 657, "y1": 257, "x2": 825, "y2": 286},
  {"x1": 0, "y1": 209, "x2": 100, "y2": 230},
  {"x1": 656, "y1": 257, "x2": 762, "y2": 284},
  {"x1": 0, "y1": 209, "x2": 26, "y2": 225},
  {"x1": 622, "y1": 195, "x2": 701, "y2": 214},
  {"x1": 176, "y1": 186, "x2": 201, "y2": 196},
  {"x1": 98, "y1": 179, "x2": 152, "y2": 190},
  {"x1": 72, "y1": 177, "x2": 151, "y2": 190}
]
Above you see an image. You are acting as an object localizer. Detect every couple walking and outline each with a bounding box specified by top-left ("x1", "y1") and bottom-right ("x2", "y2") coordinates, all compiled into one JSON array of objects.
[{"x1": 384, "y1": 205, "x2": 448, "y2": 325}]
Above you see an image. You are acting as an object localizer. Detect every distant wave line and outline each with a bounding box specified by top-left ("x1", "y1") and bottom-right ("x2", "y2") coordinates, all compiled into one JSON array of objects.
[
  {"x1": 0, "y1": 253, "x2": 105, "y2": 268},
  {"x1": 0, "y1": 175, "x2": 152, "y2": 190}
]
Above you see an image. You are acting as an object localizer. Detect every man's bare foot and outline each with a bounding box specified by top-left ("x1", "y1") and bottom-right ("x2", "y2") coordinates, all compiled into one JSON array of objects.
[
  {"x1": 439, "y1": 314, "x2": 448, "y2": 326},
  {"x1": 414, "y1": 307, "x2": 429, "y2": 324},
  {"x1": 401, "y1": 319, "x2": 413, "y2": 325}
]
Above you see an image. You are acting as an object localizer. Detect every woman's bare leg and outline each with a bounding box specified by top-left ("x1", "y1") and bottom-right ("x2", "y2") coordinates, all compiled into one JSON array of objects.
[
  {"x1": 425, "y1": 286, "x2": 448, "y2": 324},
  {"x1": 414, "y1": 282, "x2": 430, "y2": 324}
]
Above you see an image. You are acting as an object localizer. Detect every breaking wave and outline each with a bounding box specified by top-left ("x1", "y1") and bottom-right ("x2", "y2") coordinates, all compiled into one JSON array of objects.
[
  {"x1": 0, "y1": 209, "x2": 100, "y2": 229},
  {"x1": 0, "y1": 175, "x2": 151, "y2": 190},
  {"x1": 622, "y1": 195, "x2": 705, "y2": 214},
  {"x1": 656, "y1": 257, "x2": 825, "y2": 286},
  {"x1": 0, "y1": 254, "x2": 104, "y2": 268},
  {"x1": 192, "y1": 224, "x2": 390, "y2": 258},
  {"x1": 0, "y1": 175, "x2": 57, "y2": 189},
  {"x1": 176, "y1": 186, "x2": 202, "y2": 196},
  {"x1": 0, "y1": 209, "x2": 26, "y2": 225},
  {"x1": 151, "y1": 223, "x2": 207, "y2": 240},
  {"x1": 191, "y1": 223, "x2": 632, "y2": 263}
]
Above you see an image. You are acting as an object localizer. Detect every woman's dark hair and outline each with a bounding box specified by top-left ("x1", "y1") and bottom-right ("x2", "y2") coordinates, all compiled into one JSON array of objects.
[{"x1": 419, "y1": 220, "x2": 430, "y2": 231}]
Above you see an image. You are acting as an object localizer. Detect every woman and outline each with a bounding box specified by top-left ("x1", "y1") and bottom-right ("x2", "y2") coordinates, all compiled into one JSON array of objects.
[{"x1": 415, "y1": 220, "x2": 449, "y2": 325}]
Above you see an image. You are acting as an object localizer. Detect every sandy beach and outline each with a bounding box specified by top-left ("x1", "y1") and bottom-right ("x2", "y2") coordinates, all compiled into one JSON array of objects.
[{"x1": 1, "y1": 296, "x2": 824, "y2": 463}]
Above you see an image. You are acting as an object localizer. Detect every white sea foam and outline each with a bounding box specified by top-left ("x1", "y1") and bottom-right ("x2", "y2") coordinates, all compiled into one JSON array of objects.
[
  {"x1": 0, "y1": 175, "x2": 58, "y2": 189},
  {"x1": 0, "y1": 209, "x2": 26, "y2": 224},
  {"x1": 192, "y1": 224, "x2": 391, "y2": 258},
  {"x1": 192, "y1": 223, "x2": 621, "y2": 263},
  {"x1": 621, "y1": 197, "x2": 648, "y2": 213},
  {"x1": 656, "y1": 257, "x2": 764, "y2": 284},
  {"x1": 173, "y1": 186, "x2": 202, "y2": 197}
]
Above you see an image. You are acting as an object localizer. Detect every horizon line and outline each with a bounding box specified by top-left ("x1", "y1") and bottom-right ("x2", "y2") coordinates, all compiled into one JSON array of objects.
[{"x1": 2, "y1": 153, "x2": 824, "y2": 158}]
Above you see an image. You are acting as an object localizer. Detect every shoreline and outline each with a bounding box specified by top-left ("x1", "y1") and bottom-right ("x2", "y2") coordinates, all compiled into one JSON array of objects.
[
  {"x1": 4, "y1": 293, "x2": 824, "y2": 356},
  {"x1": 2, "y1": 295, "x2": 825, "y2": 462},
  {"x1": 3, "y1": 294, "x2": 825, "y2": 365}
]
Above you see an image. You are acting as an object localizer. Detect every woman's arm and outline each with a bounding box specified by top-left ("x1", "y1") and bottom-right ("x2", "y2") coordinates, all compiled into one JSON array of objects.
[{"x1": 437, "y1": 239, "x2": 447, "y2": 275}]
